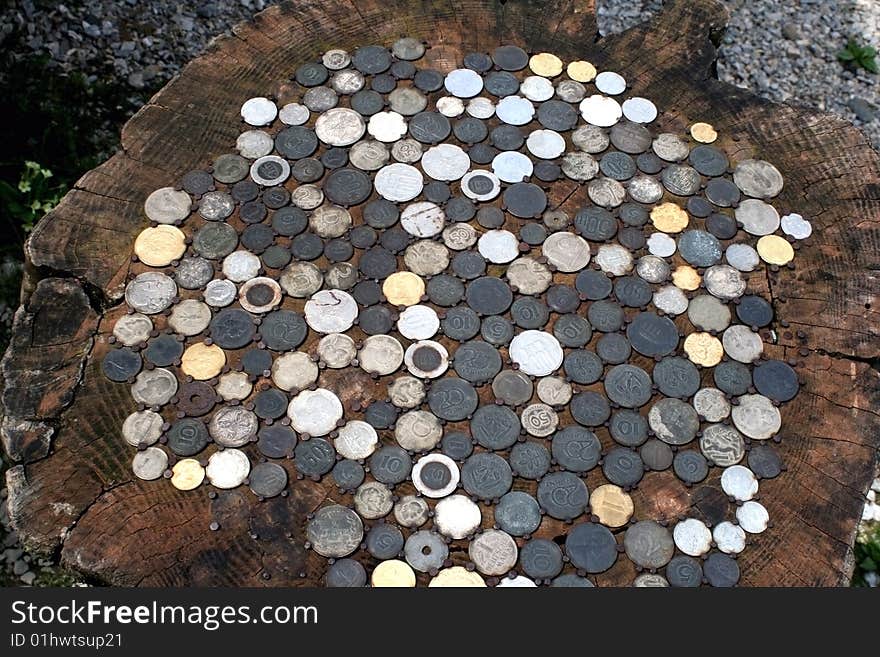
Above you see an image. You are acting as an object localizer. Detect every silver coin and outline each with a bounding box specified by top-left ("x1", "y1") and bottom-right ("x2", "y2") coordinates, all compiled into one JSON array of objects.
[
  {"x1": 421, "y1": 144, "x2": 470, "y2": 181},
  {"x1": 434, "y1": 494, "x2": 482, "y2": 539},
  {"x1": 280, "y1": 262, "x2": 323, "y2": 298},
  {"x1": 579, "y1": 95, "x2": 622, "y2": 127},
  {"x1": 330, "y1": 69, "x2": 365, "y2": 94},
  {"x1": 588, "y1": 177, "x2": 626, "y2": 208},
  {"x1": 206, "y1": 448, "x2": 250, "y2": 489},
  {"x1": 334, "y1": 420, "x2": 379, "y2": 460},
  {"x1": 628, "y1": 174, "x2": 663, "y2": 203},
  {"x1": 392, "y1": 36, "x2": 425, "y2": 60},
  {"x1": 405, "y1": 531, "x2": 448, "y2": 571},
  {"x1": 397, "y1": 305, "x2": 440, "y2": 340},
  {"x1": 506, "y1": 257, "x2": 552, "y2": 294},
  {"x1": 209, "y1": 406, "x2": 257, "y2": 447},
  {"x1": 673, "y1": 518, "x2": 713, "y2": 556},
  {"x1": 621, "y1": 97, "x2": 657, "y2": 123},
  {"x1": 444, "y1": 68, "x2": 484, "y2": 97},
  {"x1": 722, "y1": 324, "x2": 764, "y2": 363},
  {"x1": 374, "y1": 162, "x2": 424, "y2": 201},
  {"x1": 509, "y1": 330, "x2": 563, "y2": 376},
  {"x1": 391, "y1": 138, "x2": 423, "y2": 163},
  {"x1": 526, "y1": 129, "x2": 565, "y2": 159},
  {"x1": 721, "y1": 465, "x2": 759, "y2": 501},
  {"x1": 561, "y1": 151, "x2": 599, "y2": 181},
  {"x1": 520, "y1": 76, "x2": 554, "y2": 102},
  {"x1": 239, "y1": 277, "x2": 282, "y2": 314},
  {"x1": 368, "y1": 111, "x2": 408, "y2": 142},
  {"x1": 699, "y1": 423, "x2": 745, "y2": 466},
  {"x1": 221, "y1": 250, "x2": 260, "y2": 282},
  {"x1": 781, "y1": 212, "x2": 812, "y2": 239},
  {"x1": 389, "y1": 376, "x2": 426, "y2": 409},
  {"x1": 315, "y1": 107, "x2": 366, "y2": 146},
  {"x1": 216, "y1": 371, "x2": 252, "y2": 401},
  {"x1": 736, "y1": 500, "x2": 769, "y2": 533},
  {"x1": 394, "y1": 495, "x2": 430, "y2": 528},
  {"x1": 436, "y1": 96, "x2": 465, "y2": 118},
  {"x1": 703, "y1": 264, "x2": 746, "y2": 300},
  {"x1": 633, "y1": 573, "x2": 669, "y2": 587},
  {"x1": 113, "y1": 313, "x2": 152, "y2": 346},
  {"x1": 724, "y1": 243, "x2": 759, "y2": 272},
  {"x1": 240, "y1": 96, "x2": 277, "y2": 126},
  {"x1": 469, "y1": 529, "x2": 518, "y2": 576},
  {"x1": 687, "y1": 294, "x2": 731, "y2": 331},
  {"x1": 713, "y1": 521, "x2": 747, "y2": 554},
  {"x1": 556, "y1": 79, "x2": 586, "y2": 103},
  {"x1": 572, "y1": 124, "x2": 610, "y2": 153},
  {"x1": 359, "y1": 335, "x2": 405, "y2": 376},
  {"x1": 652, "y1": 133, "x2": 689, "y2": 162},
  {"x1": 404, "y1": 240, "x2": 449, "y2": 276},
  {"x1": 401, "y1": 201, "x2": 445, "y2": 237},
  {"x1": 131, "y1": 367, "x2": 177, "y2": 406},
  {"x1": 304, "y1": 289, "x2": 358, "y2": 333},
  {"x1": 389, "y1": 87, "x2": 428, "y2": 115},
  {"x1": 412, "y1": 453, "x2": 460, "y2": 498},
  {"x1": 536, "y1": 376, "x2": 572, "y2": 406},
  {"x1": 478, "y1": 229, "x2": 519, "y2": 264},
  {"x1": 307, "y1": 505, "x2": 364, "y2": 558},
  {"x1": 144, "y1": 187, "x2": 191, "y2": 224},
  {"x1": 199, "y1": 191, "x2": 235, "y2": 220},
  {"x1": 646, "y1": 232, "x2": 676, "y2": 258},
  {"x1": 271, "y1": 351, "x2": 318, "y2": 391},
  {"x1": 354, "y1": 481, "x2": 393, "y2": 519},
  {"x1": 322, "y1": 48, "x2": 351, "y2": 70},
  {"x1": 492, "y1": 150, "x2": 534, "y2": 183},
  {"x1": 692, "y1": 387, "x2": 731, "y2": 422},
  {"x1": 595, "y1": 244, "x2": 634, "y2": 276},
  {"x1": 521, "y1": 403, "x2": 558, "y2": 437},
  {"x1": 442, "y1": 223, "x2": 478, "y2": 250},
  {"x1": 278, "y1": 102, "x2": 310, "y2": 125},
  {"x1": 735, "y1": 199, "x2": 780, "y2": 235},
  {"x1": 125, "y1": 272, "x2": 177, "y2": 315},
  {"x1": 287, "y1": 388, "x2": 343, "y2": 436},
  {"x1": 168, "y1": 299, "x2": 212, "y2": 336},
  {"x1": 497, "y1": 575, "x2": 537, "y2": 588},
  {"x1": 317, "y1": 333, "x2": 357, "y2": 368},
  {"x1": 302, "y1": 85, "x2": 338, "y2": 112},
  {"x1": 595, "y1": 70, "x2": 626, "y2": 94},
  {"x1": 495, "y1": 95, "x2": 535, "y2": 125},
  {"x1": 132, "y1": 446, "x2": 168, "y2": 480},
  {"x1": 731, "y1": 393, "x2": 781, "y2": 440},
  {"x1": 733, "y1": 159, "x2": 784, "y2": 198},
  {"x1": 653, "y1": 285, "x2": 688, "y2": 315},
  {"x1": 636, "y1": 255, "x2": 670, "y2": 283},
  {"x1": 648, "y1": 398, "x2": 699, "y2": 445},
  {"x1": 461, "y1": 170, "x2": 501, "y2": 201},
  {"x1": 624, "y1": 520, "x2": 675, "y2": 569},
  {"x1": 394, "y1": 409, "x2": 442, "y2": 451},
  {"x1": 542, "y1": 232, "x2": 590, "y2": 272},
  {"x1": 310, "y1": 205, "x2": 352, "y2": 238},
  {"x1": 236, "y1": 130, "x2": 273, "y2": 159},
  {"x1": 250, "y1": 155, "x2": 290, "y2": 186},
  {"x1": 492, "y1": 370, "x2": 534, "y2": 406},
  {"x1": 122, "y1": 410, "x2": 163, "y2": 447},
  {"x1": 291, "y1": 184, "x2": 324, "y2": 209},
  {"x1": 466, "y1": 97, "x2": 495, "y2": 119}
]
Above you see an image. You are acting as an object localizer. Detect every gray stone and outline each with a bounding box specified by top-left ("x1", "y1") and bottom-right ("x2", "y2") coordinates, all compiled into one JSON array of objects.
[{"x1": 849, "y1": 97, "x2": 876, "y2": 123}]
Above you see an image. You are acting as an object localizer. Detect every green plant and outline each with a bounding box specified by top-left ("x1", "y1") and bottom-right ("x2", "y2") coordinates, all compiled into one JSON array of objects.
[
  {"x1": 837, "y1": 37, "x2": 878, "y2": 74},
  {"x1": 0, "y1": 161, "x2": 66, "y2": 237},
  {"x1": 852, "y1": 521, "x2": 880, "y2": 587}
]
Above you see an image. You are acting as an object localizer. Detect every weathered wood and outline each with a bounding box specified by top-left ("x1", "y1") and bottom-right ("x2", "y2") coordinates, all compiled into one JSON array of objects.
[{"x1": 2, "y1": 0, "x2": 878, "y2": 586}]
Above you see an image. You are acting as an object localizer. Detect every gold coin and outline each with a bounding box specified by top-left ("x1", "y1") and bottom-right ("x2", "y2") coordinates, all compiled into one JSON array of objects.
[
  {"x1": 428, "y1": 566, "x2": 486, "y2": 587},
  {"x1": 180, "y1": 342, "x2": 226, "y2": 380},
  {"x1": 529, "y1": 52, "x2": 563, "y2": 78},
  {"x1": 382, "y1": 271, "x2": 425, "y2": 307},
  {"x1": 567, "y1": 60, "x2": 597, "y2": 82},
  {"x1": 684, "y1": 332, "x2": 724, "y2": 367},
  {"x1": 171, "y1": 458, "x2": 205, "y2": 491},
  {"x1": 690, "y1": 122, "x2": 718, "y2": 143},
  {"x1": 371, "y1": 559, "x2": 416, "y2": 587},
  {"x1": 590, "y1": 484, "x2": 634, "y2": 528},
  {"x1": 756, "y1": 235, "x2": 794, "y2": 265},
  {"x1": 134, "y1": 225, "x2": 186, "y2": 267},
  {"x1": 672, "y1": 265, "x2": 702, "y2": 291},
  {"x1": 650, "y1": 202, "x2": 689, "y2": 233}
]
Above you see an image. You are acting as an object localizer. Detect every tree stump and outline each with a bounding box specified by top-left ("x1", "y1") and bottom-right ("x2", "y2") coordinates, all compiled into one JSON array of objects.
[{"x1": 2, "y1": 0, "x2": 877, "y2": 586}]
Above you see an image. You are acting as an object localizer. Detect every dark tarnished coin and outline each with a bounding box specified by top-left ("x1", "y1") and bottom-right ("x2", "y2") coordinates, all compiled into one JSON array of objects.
[
  {"x1": 546, "y1": 285, "x2": 579, "y2": 314},
  {"x1": 249, "y1": 462, "x2": 288, "y2": 498},
  {"x1": 369, "y1": 445, "x2": 412, "y2": 484},
  {"x1": 464, "y1": 51, "x2": 493, "y2": 72},
  {"x1": 175, "y1": 257, "x2": 213, "y2": 289},
  {"x1": 563, "y1": 350, "x2": 603, "y2": 385},
  {"x1": 352, "y1": 45, "x2": 392, "y2": 74},
  {"x1": 704, "y1": 552, "x2": 740, "y2": 587},
  {"x1": 705, "y1": 178, "x2": 741, "y2": 207},
  {"x1": 503, "y1": 182, "x2": 547, "y2": 218},
  {"x1": 588, "y1": 300, "x2": 625, "y2": 333},
  {"x1": 323, "y1": 168, "x2": 372, "y2": 206},
  {"x1": 617, "y1": 226, "x2": 646, "y2": 251},
  {"x1": 453, "y1": 340, "x2": 502, "y2": 383},
  {"x1": 600, "y1": 151, "x2": 637, "y2": 180},
  {"x1": 468, "y1": 143, "x2": 497, "y2": 164},
  {"x1": 627, "y1": 312, "x2": 679, "y2": 357},
  {"x1": 619, "y1": 202, "x2": 649, "y2": 227},
  {"x1": 552, "y1": 574, "x2": 595, "y2": 588},
  {"x1": 537, "y1": 99, "x2": 578, "y2": 131},
  {"x1": 596, "y1": 333, "x2": 631, "y2": 364},
  {"x1": 290, "y1": 233, "x2": 323, "y2": 261},
  {"x1": 423, "y1": 181, "x2": 451, "y2": 203},
  {"x1": 428, "y1": 378, "x2": 479, "y2": 421},
  {"x1": 350, "y1": 89, "x2": 384, "y2": 115},
  {"x1": 713, "y1": 360, "x2": 752, "y2": 396},
  {"x1": 408, "y1": 111, "x2": 451, "y2": 143},
  {"x1": 610, "y1": 121, "x2": 652, "y2": 154},
  {"x1": 350, "y1": 225, "x2": 378, "y2": 249},
  {"x1": 352, "y1": 280, "x2": 382, "y2": 307},
  {"x1": 753, "y1": 359, "x2": 799, "y2": 402},
  {"x1": 411, "y1": 67, "x2": 442, "y2": 91},
  {"x1": 650, "y1": 398, "x2": 699, "y2": 445},
  {"x1": 510, "y1": 297, "x2": 550, "y2": 329},
  {"x1": 391, "y1": 59, "x2": 416, "y2": 79},
  {"x1": 239, "y1": 200, "x2": 267, "y2": 224},
  {"x1": 520, "y1": 222, "x2": 548, "y2": 246},
  {"x1": 520, "y1": 539, "x2": 563, "y2": 580},
  {"x1": 653, "y1": 356, "x2": 701, "y2": 399},
  {"x1": 575, "y1": 206, "x2": 618, "y2": 242},
  {"x1": 492, "y1": 44, "x2": 529, "y2": 70},
  {"x1": 166, "y1": 418, "x2": 209, "y2": 457},
  {"x1": 603, "y1": 447, "x2": 645, "y2": 486},
  {"x1": 263, "y1": 186, "x2": 290, "y2": 209},
  {"x1": 426, "y1": 275, "x2": 465, "y2": 307},
  {"x1": 452, "y1": 251, "x2": 486, "y2": 280},
  {"x1": 565, "y1": 522, "x2": 618, "y2": 573},
  {"x1": 261, "y1": 245, "x2": 291, "y2": 270},
  {"x1": 307, "y1": 505, "x2": 363, "y2": 558},
  {"x1": 576, "y1": 269, "x2": 613, "y2": 300},
  {"x1": 570, "y1": 391, "x2": 611, "y2": 427},
  {"x1": 260, "y1": 309, "x2": 307, "y2": 351},
  {"x1": 610, "y1": 409, "x2": 649, "y2": 447},
  {"x1": 292, "y1": 158, "x2": 324, "y2": 183},
  {"x1": 324, "y1": 238, "x2": 354, "y2": 263},
  {"x1": 604, "y1": 364, "x2": 652, "y2": 408},
  {"x1": 553, "y1": 314, "x2": 592, "y2": 348},
  {"x1": 492, "y1": 369, "x2": 533, "y2": 407},
  {"x1": 454, "y1": 116, "x2": 488, "y2": 144},
  {"x1": 411, "y1": 342, "x2": 444, "y2": 372},
  {"x1": 624, "y1": 520, "x2": 675, "y2": 569},
  {"x1": 736, "y1": 294, "x2": 774, "y2": 328},
  {"x1": 552, "y1": 427, "x2": 600, "y2": 473},
  {"x1": 495, "y1": 491, "x2": 542, "y2": 537},
  {"x1": 706, "y1": 212, "x2": 738, "y2": 240},
  {"x1": 175, "y1": 381, "x2": 215, "y2": 416},
  {"x1": 442, "y1": 431, "x2": 474, "y2": 461},
  {"x1": 231, "y1": 179, "x2": 259, "y2": 203},
  {"x1": 193, "y1": 222, "x2": 237, "y2": 259},
  {"x1": 687, "y1": 196, "x2": 713, "y2": 218},
  {"x1": 441, "y1": 306, "x2": 481, "y2": 341},
  {"x1": 143, "y1": 336, "x2": 182, "y2": 367},
  {"x1": 673, "y1": 450, "x2": 709, "y2": 484},
  {"x1": 481, "y1": 315, "x2": 514, "y2": 346},
  {"x1": 638, "y1": 438, "x2": 673, "y2": 472},
  {"x1": 667, "y1": 554, "x2": 703, "y2": 588},
  {"x1": 359, "y1": 247, "x2": 397, "y2": 280},
  {"x1": 371, "y1": 73, "x2": 396, "y2": 93},
  {"x1": 332, "y1": 459, "x2": 365, "y2": 490},
  {"x1": 241, "y1": 224, "x2": 275, "y2": 253},
  {"x1": 275, "y1": 126, "x2": 318, "y2": 159},
  {"x1": 382, "y1": 228, "x2": 414, "y2": 254},
  {"x1": 295, "y1": 61, "x2": 329, "y2": 87},
  {"x1": 326, "y1": 558, "x2": 367, "y2": 587},
  {"x1": 272, "y1": 206, "x2": 308, "y2": 236},
  {"x1": 689, "y1": 144, "x2": 729, "y2": 177},
  {"x1": 470, "y1": 405, "x2": 519, "y2": 450},
  {"x1": 509, "y1": 441, "x2": 551, "y2": 480},
  {"x1": 253, "y1": 388, "x2": 288, "y2": 420},
  {"x1": 461, "y1": 452, "x2": 513, "y2": 500},
  {"x1": 748, "y1": 444, "x2": 783, "y2": 479},
  {"x1": 445, "y1": 196, "x2": 476, "y2": 222},
  {"x1": 182, "y1": 170, "x2": 212, "y2": 195},
  {"x1": 213, "y1": 154, "x2": 249, "y2": 184},
  {"x1": 476, "y1": 206, "x2": 505, "y2": 229},
  {"x1": 678, "y1": 229, "x2": 722, "y2": 267},
  {"x1": 662, "y1": 164, "x2": 701, "y2": 196},
  {"x1": 537, "y1": 471, "x2": 589, "y2": 520},
  {"x1": 258, "y1": 425, "x2": 297, "y2": 459},
  {"x1": 210, "y1": 308, "x2": 254, "y2": 349},
  {"x1": 466, "y1": 276, "x2": 513, "y2": 316},
  {"x1": 614, "y1": 276, "x2": 652, "y2": 307},
  {"x1": 636, "y1": 152, "x2": 663, "y2": 174},
  {"x1": 491, "y1": 124, "x2": 525, "y2": 151},
  {"x1": 359, "y1": 306, "x2": 394, "y2": 336},
  {"x1": 484, "y1": 70, "x2": 520, "y2": 97},
  {"x1": 294, "y1": 437, "x2": 336, "y2": 477},
  {"x1": 366, "y1": 523, "x2": 405, "y2": 560}
]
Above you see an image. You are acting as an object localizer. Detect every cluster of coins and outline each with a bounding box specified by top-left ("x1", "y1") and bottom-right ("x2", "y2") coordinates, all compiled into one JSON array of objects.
[{"x1": 106, "y1": 37, "x2": 812, "y2": 587}]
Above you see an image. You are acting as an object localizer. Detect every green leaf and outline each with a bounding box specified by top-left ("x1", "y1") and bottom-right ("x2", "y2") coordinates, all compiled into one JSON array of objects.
[
  {"x1": 860, "y1": 556, "x2": 877, "y2": 571},
  {"x1": 838, "y1": 48, "x2": 856, "y2": 61},
  {"x1": 862, "y1": 57, "x2": 879, "y2": 74}
]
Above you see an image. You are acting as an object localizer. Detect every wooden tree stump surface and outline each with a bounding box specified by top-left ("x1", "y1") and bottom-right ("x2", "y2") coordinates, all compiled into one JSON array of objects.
[{"x1": 2, "y1": 0, "x2": 878, "y2": 586}]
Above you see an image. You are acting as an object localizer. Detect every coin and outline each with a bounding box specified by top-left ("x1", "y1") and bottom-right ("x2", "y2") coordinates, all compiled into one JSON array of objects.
[
  {"x1": 131, "y1": 367, "x2": 178, "y2": 407},
  {"x1": 733, "y1": 159, "x2": 783, "y2": 198},
  {"x1": 509, "y1": 330, "x2": 563, "y2": 377},
  {"x1": 536, "y1": 376, "x2": 572, "y2": 406},
  {"x1": 287, "y1": 388, "x2": 343, "y2": 437},
  {"x1": 405, "y1": 531, "x2": 448, "y2": 572},
  {"x1": 589, "y1": 484, "x2": 634, "y2": 528},
  {"x1": 132, "y1": 446, "x2": 168, "y2": 480},
  {"x1": 518, "y1": 538, "x2": 562, "y2": 580},
  {"x1": 144, "y1": 187, "x2": 191, "y2": 224},
  {"x1": 444, "y1": 68, "x2": 483, "y2": 97},
  {"x1": 247, "y1": 462, "x2": 287, "y2": 498},
  {"x1": 541, "y1": 232, "x2": 590, "y2": 272},
  {"x1": 178, "y1": 342, "x2": 224, "y2": 381},
  {"x1": 650, "y1": 202, "x2": 689, "y2": 233},
  {"x1": 649, "y1": 398, "x2": 699, "y2": 445},
  {"x1": 756, "y1": 234, "x2": 795, "y2": 265},
  {"x1": 646, "y1": 232, "x2": 676, "y2": 258},
  {"x1": 621, "y1": 96, "x2": 657, "y2": 123},
  {"x1": 604, "y1": 364, "x2": 653, "y2": 408},
  {"x1": 683, "y1": 332, "x2": 724, "y2": 367},
  {"x1": 394, "y1": 409, "x2": 442, "y2": 451},
  {"x1": 101, "y1": 347, "x2": 142, "y2": 382},
  {"x1": 429, "y1": 566, "x2": 486, "y2": 587},
  {"x1": 205, "y1": 448, "x2": 250, "y2": 489},
  {"x1": 404, "y1": 340, "x2": 448, "y2": 378},
  {"x1": 391, "y1": 496, "x2": 428, "y2": 530},
  {"x1": 640, "y1": 439, "x2": 673, "y2": 471},
  {"x1": 580, "y1": 95, "x2": 622, "y2": 127},
  {"x1": 713, "y1": 521, "x2": 746, "y2": 555},
  {"x1": 134, "y1": 225, "x2": 186, "y2": 267},
  {"x1": 125, "y1": 272, "x2": 177, "y2": 315},
  {"x1": 673, "y1": 518, "x2": 713, "y2": 556},
  {"x1": 737, "y1": 500, "x2": 769, "y2": 534},
  {"x1": 565, "y1": 522, "x2": 617, "y2": 573},
  {"x1": 693, "y1": 387, "x2": 732, "y2": 422},
  {"x1": 325, "y1": 559, "x2": 366, "y2": 588},
  {"x1": 627, "y1": 312, "x2": 679, "y2": 357},
  {"x1": 735, "y1": 199, "x2": 780, "y2": 236},
  {"x1": 721, "y1": 464, "x2": 759, "y2": 501},
  {"x1": 595, "y1": 244, "x2": 634, "y2": 275},
  {"x1": 610, "y1": 409, "x2": 648, "y2": 447},
  {"x1": 520, "y1": 402, "x2": 558, "y2": 437},
  {"x1": 722, "y1": 325, "x2": 764, "y2": 363},
  {"x1": 704, "y1": 264, "x2": 746, "y2": 300},
  {"x1": 307, "y1": 505, "x2": 364, "y2": 558},
  {"x1": 537, "y1": 471, "x2": 589, "y2": 520},
  {"x1": 624, "y1": 520, "x2": 675, "y2": 568},
  {"x1": 434, "y1": 494, "x2": 481, "y2": 539},
  {"x1": 687, "y1": 294, "x2": 731, "y2": 332},
  {"x1": 780, "y1": 212, "x2": 812, "y2": 239},
  {"x1": 112, "y1": 313, "x2": 152, "y2": 347},
  {"x1": 353, "y1": 480, "x2": 392, "y2": 519},
  {"x1": 411, "y1": 453, "x2": 459, "y2": 498},
  {"x1": 167, "y1": 458, "x2": 204, "y2": 491},
  {"x1": 550, "y1": 426, "x2": 599, "y2": 473},
  {"x1": 689, "y1": 121, "x2": 717, "y2": 143},
  {"x1": 704, "y1": 552, "x2": 740, "y2": 587},
  {"x1": 673, "y1": 449, "x2": 709, "y2": 483},
  {"x1": 368, "y1": 111, "x2": 408, "y2": 143},
  {"x1": 369, "y1": 445, "x2": 412, "y2": 484},
  {"x1": 654, "y1": 285, "x2": 689, "y2": 316}
]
